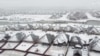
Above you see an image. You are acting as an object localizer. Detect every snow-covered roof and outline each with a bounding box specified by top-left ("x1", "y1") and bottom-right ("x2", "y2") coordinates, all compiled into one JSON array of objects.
[
  {"x1": 9, "y1": 32, "x2": 26, "y2": 41},
  {"x1": 54, "y1": 32, "x2": 69, "y2": 44},
  {"x1": 70, "y1": 36, "x2": 83, "y2": 45},
  {"x1": 24, "y1": 33, "x2": 39, "y2": 42},
  {"x1": 39, "y1": 33, "x2": 55, "y2": 43},
  {"x1": 89, "y1": 37, "x2": 100, "y2": 51}
]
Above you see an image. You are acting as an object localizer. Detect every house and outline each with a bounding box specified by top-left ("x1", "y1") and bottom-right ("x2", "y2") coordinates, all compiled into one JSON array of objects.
[
  {"x1": 42, "y1": 24, "x2": 50, "y2": 31},
  {"x1": 16, "y1": 24, "x2": 25, "y2": 30},
  {"x1": 64, "y1": 25, "x2": 74, "y2": 32},
  {"x1": 54, "y1": 32, "x2": 69, "y2": 45},
  {"x1": 27, "y1": 24, "x2": 34, "y2": 30},
  {"x1": 9, "y1": 32, "x2": 26, "y2": 41},
  {"x1": 87, "y1": 26, "x2": 100, "y2": 35},
  {"x1": 39, "y1": 33, "x2": 55, "y2": 44},
  {"x1": 29, "y1": 43, "x2": 49, "y2": 54},
  {"x1": 49, "y1": 13, "x2": 63, "y2": 19},
  {"x1": 89, "y1": 37, "x2": 100, "y2": 51},
  {"x1": 73, "y1": 25, "x2": 86, "y2": 33},
  {"x1": 0, "y1": 33, "x2": 11, "y2": 41},
  {"x1": 70, "y1": 36, "x2": 83, "y2": 48},
  {"x1": 6, "y1": 25, "x2": 16, "y2": 31},
  {"x1": 24, "y1": 33, "x2": 39, "y2": 42},
  {"x1": 16, "y1": 32, "x2": 26, "y2": 41}
]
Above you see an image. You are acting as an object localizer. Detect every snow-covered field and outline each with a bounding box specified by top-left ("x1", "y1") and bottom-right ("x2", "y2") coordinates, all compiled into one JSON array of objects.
[
  {"x1": 45, "y1": 45, "x2": 68, "y2": 56},
  {"x1": 26, "y1": 53, "x2": 41, "y2": 56},
  {"x1": 2, "y1": 42, "x2": 18, "y2": 49},
  {"x1": 15, "y1": 42, "x2": 33, "y2": 51},
  {"x1": 89, "y1": 51, "x2": 100, "y2": 56},
  {"x1": 29, "y1": 44, "x2": 49, "y2": 54},
  {"x1": 0, "y1": 50, "x2": 25, "y2": 56}
]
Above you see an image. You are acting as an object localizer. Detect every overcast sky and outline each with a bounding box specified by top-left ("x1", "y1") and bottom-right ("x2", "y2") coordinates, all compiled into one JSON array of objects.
[{"x1": 0, "y1": 0, "x2": 100, "y2": 9}]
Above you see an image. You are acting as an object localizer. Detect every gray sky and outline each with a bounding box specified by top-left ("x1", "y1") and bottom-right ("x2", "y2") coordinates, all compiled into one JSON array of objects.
[{"x1": 0, "y1": 0, "x2": 100, "y2": 9}]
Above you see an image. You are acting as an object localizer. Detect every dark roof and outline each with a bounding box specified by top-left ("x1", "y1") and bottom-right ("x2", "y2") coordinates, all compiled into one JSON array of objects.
[
  {"x1": 3, "y1": 34, "x2": 11, "y2": 40},
  {"x1": 70, "y1": 36, "x2": 82, "y2": 45},
  {"x1": 17, "y1": 24, "x2": 25, "y2": 30},
  {"x1": 16, "y1": 32, "x2": 26, "y2": 41},
  {"x1": 54, "y1": 33, "x2": 69, "y2": 44},
  {"x1": 65, "y1": 34, "x2": 70, "y2": 41},
  {"x1": 27, "y1": 24, "x2": 33, "y2": 30},
  {"x1": 30, "y1": 34, "x2": 39, "y2": 42},
  {"x1": 45, "y1": 34, "x2": 55, "y2": 43}
]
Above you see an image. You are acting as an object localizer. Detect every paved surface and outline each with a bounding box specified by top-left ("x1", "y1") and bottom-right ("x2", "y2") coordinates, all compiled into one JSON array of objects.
[
  {"x1": 66, "y1": 47, "x2": 74, "y2": 56},
  {"x1": 89, "y1": 51, "x2": 100, "y2": 56}
]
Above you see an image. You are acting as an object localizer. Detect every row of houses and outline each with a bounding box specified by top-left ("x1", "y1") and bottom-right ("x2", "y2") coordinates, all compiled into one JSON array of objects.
[
  {"x1": 0, "y1": 23, "x2": 100, "y2": 35},
  {"x1": 0, "y1": 31, "x2": 68, "y2": 45}
]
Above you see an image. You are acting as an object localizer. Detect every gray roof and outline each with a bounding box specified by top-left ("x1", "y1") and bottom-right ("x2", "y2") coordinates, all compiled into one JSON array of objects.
[
  {"x1": 30, "y1": 34, "x2": 39, "y2": 42},
  {"x1": 70, "y1": 36, "x2": 82, "y2": 45},
  {"x1": 65, "y1": 34, "x2": 70, "y2": 41},
  {"x1": 17, "y1": 24, "x2": 25, "y2": 30},
  {"x1": 3, "y1": 34, "x2": 11, "y2": 40},
  {"x1": 89, "y1": 37, "x2": 100, "y2": 49},
  {"x1": 16, "y1": 32, "x2": 26, "y2": 41},
  {"x1": 27, "y1": 24, "x2": 33, "y2": 30},
  {"x1": 54, "y1": 33, "x2": 69, "y2": 44},
  {"x1": 45, "y1": 34, "x2": 55, "y2": 43}
]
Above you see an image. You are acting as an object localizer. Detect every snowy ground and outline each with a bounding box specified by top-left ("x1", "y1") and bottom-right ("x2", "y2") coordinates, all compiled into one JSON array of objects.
[
  {"x1": 26, "y1": 53, "x2": 41, "y2": 56},
  {"x1": 15, "y1": 42, "x2": 33, "y2": 51},
  {"x1": 45, "y1": 45, "x2": 68, "y2": 56},
  {"x1": 66, "y1": 46, "x2": 74, "y2": 56},
  {"x1": 2, "y1": 42, "x2": 18, "y2": 49},
  {"x1": 89, "y1": 51, "x2": 100, "y2": 56},
  {"x1": 29, "y1": 43, "x2": 49, "y2": 54},
  {"x1": 0, "y1": 50, "x2": 25, "y2": 56}
]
